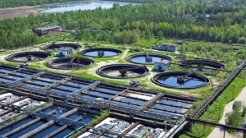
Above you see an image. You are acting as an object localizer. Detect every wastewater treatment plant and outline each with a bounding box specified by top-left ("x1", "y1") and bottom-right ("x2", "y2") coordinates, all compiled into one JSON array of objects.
[
  {"x1": 0, "y1": 39, "x2": 245, "y2": 138},
  {"x1": 0, "y1": 1, "x2": 246, "y2": 138}
]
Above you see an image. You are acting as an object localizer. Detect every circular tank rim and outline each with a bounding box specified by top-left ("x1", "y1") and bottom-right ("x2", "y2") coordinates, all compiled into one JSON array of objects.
[
  {"x1": 42, "y1": 43, "x2": 82, "y2": 51},
  {"x1": 152, "y1": 72, "x2": 210, "y2": 89},
  {"x1": 126, "y1": 53, "x2": 172, "y2": 65},
  {"x1": 46, "y1": 57, "x2": 94, "y2": 70},
  {"x1": 6, "y1": 51, "x2": 51, "y2": 62},
  {"x1": 80, "y1": 48, "x2": 122, "y2": 58},
  {"x1": 97, "y1": 64, "x2": 149, "y2": 79},
  {"x1": 178, "y1": 59, "x2": 225, "y2": 70}
]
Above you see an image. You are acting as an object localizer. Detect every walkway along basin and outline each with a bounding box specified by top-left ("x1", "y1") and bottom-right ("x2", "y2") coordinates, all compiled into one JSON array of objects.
[
  {"x1": 47, "y1": 57, "x2": 94, "y2": 70},
  {"x1": 81, "y1": 48, "x2": 121, "y2": 58},
  {"x1": 97, "y1": 64, "x2": 149, "y2": 79},
  {"x1": 6, "y1": 51, "x2": 51, "y2": 62},
  {"x1": 126, "y1": 53, "x2": 171, "y2": 65},
  {"x1": 152, "y1": 72, "x2": 209, "y2": 89},
  {"x1": 42, "y1": 43, "x2": 81, "y2": 51},
  {"x1": 178, "y1": 59, "x2": 225, "y2": 71}
]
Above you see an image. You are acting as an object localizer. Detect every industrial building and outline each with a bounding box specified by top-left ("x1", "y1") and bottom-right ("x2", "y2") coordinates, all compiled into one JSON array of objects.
[
  {"x1": 154, "y1": 59, "x2": 171, "y2": 71},
  {"x1": 32, "y1": 25, "x2": 62, "y2": 36},
  {"x1": 153, "y1": 43, "x2": 178, "y2": 52},
  {"x1": 57, "y1": 47, "x2": 74, "y2": 57}
]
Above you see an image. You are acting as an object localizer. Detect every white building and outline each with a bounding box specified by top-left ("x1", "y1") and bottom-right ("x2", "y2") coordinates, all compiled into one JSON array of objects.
[{"x1": 154, "y1": 60, "x2": 171, "y2": 71}]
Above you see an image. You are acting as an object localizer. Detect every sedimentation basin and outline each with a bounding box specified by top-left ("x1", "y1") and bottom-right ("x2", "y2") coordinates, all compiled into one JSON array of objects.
[
  {"x1": 46, "y1": 57, "x2": 94, "y2": 70},
  {"x1": 6, "y1": 51, "x2": 50, "y2": 62}
]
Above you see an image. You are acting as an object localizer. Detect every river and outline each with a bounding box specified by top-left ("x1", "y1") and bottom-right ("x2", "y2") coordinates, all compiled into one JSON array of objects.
[{"x1": 40, "y1": 1, "x2": 139, "y2": 13}]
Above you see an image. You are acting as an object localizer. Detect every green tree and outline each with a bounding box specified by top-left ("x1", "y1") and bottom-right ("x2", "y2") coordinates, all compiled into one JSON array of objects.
[
  {"x1": 157, "y1": 30, "x2": 163, "y2": 40},
  {"x1": 225, "y1": 111, "x2": 242, "y2": 126},
  {"x1": 233, "y1": 101, "x2": 242, "y2": 112},
  {"x1": 144, "y1": 30, "x2": 152, "y2": 40}
]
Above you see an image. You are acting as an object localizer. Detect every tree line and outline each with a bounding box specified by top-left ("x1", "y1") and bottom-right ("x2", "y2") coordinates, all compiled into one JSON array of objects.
[{"x1": 0, "y1": 0, "x2": 246, "y2": 50}]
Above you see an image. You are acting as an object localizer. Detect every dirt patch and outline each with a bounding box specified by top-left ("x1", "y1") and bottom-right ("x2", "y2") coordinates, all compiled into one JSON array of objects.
[{"x1": 0, "y1": 6, "x2": 43, "y2": 20}]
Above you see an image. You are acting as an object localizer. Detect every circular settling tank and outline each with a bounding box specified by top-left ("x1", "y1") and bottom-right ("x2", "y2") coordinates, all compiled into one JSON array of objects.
[
  {"x1": 152, "y1": 72, "x2": 209, "y2": 89},
  {"x1": 42, "y1": 43, "x2": 81, "y2": 51},
  {"x1": 47, "y1": 57, "x2": 94, "y2": 70},
  {"x1": 81, "y1": 48, "x2": 121, "y2": 57},
  {"x1": 127, "y1": 53, "x2": 171, "y2": 64},
  {"x1": 178, "y1": 59, "x2": 225, "y2": 71},
  {"x1": 97, "y1": 64, "x2": 149, "y2": 79},
  {"x1": 6, "y1": 51, "x2": 50, "y2": 62}
]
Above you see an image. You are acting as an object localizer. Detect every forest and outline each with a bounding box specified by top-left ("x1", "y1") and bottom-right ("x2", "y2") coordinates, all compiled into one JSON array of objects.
[{"x1": 0, "y1": 0, "x2": 246, "y2": 52}]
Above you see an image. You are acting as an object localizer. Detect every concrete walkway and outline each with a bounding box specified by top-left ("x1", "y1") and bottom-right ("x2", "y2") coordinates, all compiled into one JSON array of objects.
[{"x1": 208, "y1": 87, "x2": 246, "y2": 138}]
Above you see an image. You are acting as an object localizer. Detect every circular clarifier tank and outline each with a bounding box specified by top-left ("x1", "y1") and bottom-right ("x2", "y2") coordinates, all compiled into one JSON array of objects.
[
  {"x1": 6, "y1": 51, "x2": 51, "y2": 62},
  {"x1": 97, "y1": 64, "x2": 149, "y2": 79},
  {"x1": 152, "y1": 72, "x2": 209, "y2": 89},
  {"x1": 47, "y1": 57, "x2": 94, "y2": 70},
  {"x1": 127, "y1": 53, "x2": 171, "y2": 64},
  {"x1": 178, "y1": 59, "x2": 225, "y2": 71},
  {"x1": 81, "y1": 48, "x2": 121, "y2": 57},
  {"x1": 42, "y1": 43, "x2": 81, "y2": 51}
]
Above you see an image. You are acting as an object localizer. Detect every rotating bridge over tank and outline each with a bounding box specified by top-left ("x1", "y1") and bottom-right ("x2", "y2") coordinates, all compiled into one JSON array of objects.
[
  {"x1": 97, "y1": 64, "x2": 149, "y2": 79},
  {"x1": 178, "y1": 59, "x2": 225, "y2": 71},
  {"x1": 47, "y1": 57, "x2": 94, "y2": 70},
  {"x1": 152, "y1": 72, "x2": 209, "y2": 89},
  {"x1": 126, "y1": 53, "x2": 171, "y2": 65},
  {"x1": 81, "y1": 48, "x2": 121, "y2": 58},
  {"x1": 6, "y1": 51, "x2": 51, "y2": 62},
  {"x1": 42, "y1": 43, "x2": 81, "y2": 51}
]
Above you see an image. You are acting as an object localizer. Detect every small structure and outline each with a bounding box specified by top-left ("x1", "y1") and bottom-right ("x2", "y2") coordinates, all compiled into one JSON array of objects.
[
  {"x1": 57, "y1": 47, "x2": 74, "y2": 57},
  {"x1": 32, "y1": 25, "x2": 62, "y2": 36},
  {"x1": 129, "y1": 80, "x2": 141, "y2": 87},
  {"x1": 153, "y1": 43, "x2": 178, "y2": 52},
  {"x1": 98, "y1": 50, "x2": 104, "y2": 57},
  {"x1": 19, "y1": 62, "x2": 28, "y2": 68},
  {"x1": 26, "y1": 54, "x2": 32, "y2": 61},
  {"x1": 154, "y1": 59, "x2": 171, "y2": 71},
  {"x1": 145, "y1": 52, "x2": 152, "y2": 62},
  {"x1": 177, "y1": 71, "x2": 195, "y2": 83}
]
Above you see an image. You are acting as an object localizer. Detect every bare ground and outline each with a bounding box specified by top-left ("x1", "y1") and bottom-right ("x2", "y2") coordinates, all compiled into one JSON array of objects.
[{"x1": 0, "y1": 6, "x2": 43, "y2": 20}]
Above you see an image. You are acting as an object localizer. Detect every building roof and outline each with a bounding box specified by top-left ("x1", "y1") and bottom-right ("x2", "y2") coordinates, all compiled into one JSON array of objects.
[
  {"x1": 154, "y1": 59, "x2": 170, "y2": 64},
  {"x1": 35, "y1": 25, "x2": 61, "y2": 31},
  {"x1": 57, "y1": 47, "x2": 74, "y2": 52},
  {"x1": 160, "y1": 43, "x2": 178, "y2": 47}
]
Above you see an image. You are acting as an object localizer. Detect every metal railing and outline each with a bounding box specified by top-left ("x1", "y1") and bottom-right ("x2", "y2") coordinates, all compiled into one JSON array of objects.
[
  {"x1": 11, "y1": 71, "x2": 45, "y2": 86},
  {"x1": 68, "y1": 81, "x2": 100, "y2": 96}
]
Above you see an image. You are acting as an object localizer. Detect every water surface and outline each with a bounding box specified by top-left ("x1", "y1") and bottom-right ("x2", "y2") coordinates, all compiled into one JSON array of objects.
[{"x1": 41, "y1": 1, "x2": 139, "y2": 13}]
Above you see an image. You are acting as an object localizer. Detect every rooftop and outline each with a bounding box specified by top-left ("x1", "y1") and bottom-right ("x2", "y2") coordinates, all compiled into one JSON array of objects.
[
  {"x1": 35, "y1": 25, "x2": 61, "y2": 31},
  {"x1": 161, "y1": 43, "x2": 178, "y2": 47},
  {"x1": 57, "y1": 47, "x2": 74, "y2": 51},
  {"x1": 155, "y1": 59, "x2": 170, "y2": 64}
]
